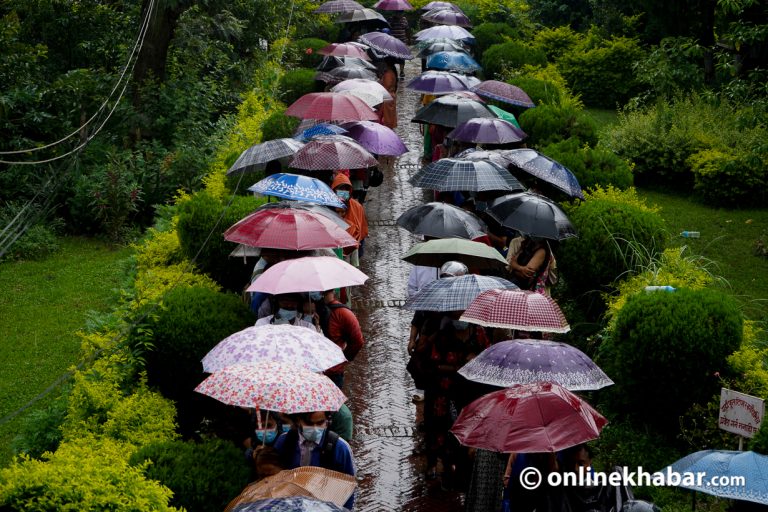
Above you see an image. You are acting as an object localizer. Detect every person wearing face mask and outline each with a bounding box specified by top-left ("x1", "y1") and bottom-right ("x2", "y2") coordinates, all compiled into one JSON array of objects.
[
  {"x1": 255, "y1": 294, "x2": 316, "y2": 330},
  {"x1": 331, "y1": 173, "x2": 368, "y2": 268},
  {"x1": 243, "y1": 411, "x2": 281, "y2": 460}
]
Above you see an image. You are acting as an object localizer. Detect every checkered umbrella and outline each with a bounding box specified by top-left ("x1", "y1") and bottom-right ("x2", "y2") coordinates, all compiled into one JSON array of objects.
[
  {"x1": 460, "y1": 289, "x2": 570, "y2": 332},
  {"x1": 455, "y1": 148, "x2": 513, "y2": 168},
  {"x1": 248, "y1": 173, "x2": 346, "y2": 208},
  {"x1": 226, "y1": 138, "x2": 305, "y2": 176},
  {"x1": 314, "y1": 0, "x2": 364, "y2": 14},
  {"x1": 290, "y1": 135, "x2": 378, "y2": 170},
  {"x1": 359, "y1": 31, "x2": 413, "y2": 60},
  {"x1": 411, "y1": 94, "x2": 496, "y2": 127},
  {"x1": 335, "y1": 8, "x2": 388, "y2": 23},
  {"x1": 501, "y1": 148, "x2": 584, "y2": 200},
  {"x1": 402, "y1": 238, "x2": 509, "y2": 271},
  {"x1": 421, "y1": 1, "x2": 464, "y2": 13},
  {"x1": 487, "y1": 192, "x2": 577, "y2": 241},
  {"x1": 409, "y1": 158, "x2": 525, "y2": 192},
  {"x1": 318, "y1": 43, "x2": 372, "y2": 61},
  {"x1": 415, "y1": 25, "x2": 474, "y2": 42},
  {"x1": 403, "y1": 274, "x2": 517, "y2": 311},
  {"x1": 315, "y1": 66, "x2": 377, "y2": 85},
  {"x1": 447, "y1": 118, "x2": 527, "y2": 144},
  {"x1": 472, "y1": 80, "x2": 536, "y2": 109},
  {"x1": 458, "y1": 339, "x2": 613, "y2": 391},
  {"x1": 396, "y1": 201, "x2": 487, "y2": 239},
  {"x1": 406, "y1": 71, "x2": 472, "y2": 94},
  {"x1": 422, "y1": 8, "x2": 472, "y2": 27},
  {"x1": 286, "y1": 93, "x2": 379, "y2": 122}
]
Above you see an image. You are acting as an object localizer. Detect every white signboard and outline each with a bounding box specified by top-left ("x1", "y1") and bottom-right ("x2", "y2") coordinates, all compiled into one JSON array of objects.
[{"x1": 719, "y1": 388, "x2": 765, "y2": 438}]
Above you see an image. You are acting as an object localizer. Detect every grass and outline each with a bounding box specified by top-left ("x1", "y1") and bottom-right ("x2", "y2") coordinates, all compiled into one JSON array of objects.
[{"x1": 0, "y1": 236, "x2": 132, "y2": 465}]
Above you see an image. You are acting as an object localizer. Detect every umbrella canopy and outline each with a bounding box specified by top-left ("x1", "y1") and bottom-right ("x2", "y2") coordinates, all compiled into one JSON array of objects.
[
  {"x1": 422, "y1": 8, "x2": 472, "y2": 27},
  {"x1": 314, "y1": 0, "x2": 364, "y2": 13},
  {"x1": 373, "y1": 0, "x2": 414, "y2": 10},
  {"x1": 339, "y1": 121, "x2": 408, "y2": 156},
  {"x1": 402, "y1": 238, "x2": 509, "y2": 271},
  {"x1": 335, "y1": 7, "x2": 388, "y2": 23},
  {"x1": 315, "y1": 66, "x2": 378, "y2": 84},
  {"x1": 253, "y1": 201, "x2": 348, "y2": 228},
  {"x1": 334, "y1": 89, "x2": 384, "y2": 108},
  {"x1": 460, "y1": 289, "x2": 570, "y2": 332},
  {"x1": 421, "y1": 1, "x2": 464, "y2": 12},
  {"x1": 359, "y1": 31, "x2": 413, "y2": 60},
  {"x1": 661, "y1": 450, "x2": 768, "y2": 505},
  {"x1": 502, "y1": 148, "x2": 584, "y2": 199},
  {"x1": 286, "y1": 93, "x2": 379, "y2": 122},
  {"x1": 202, "y1": 325, "x2": 346, "y2": 374},
  {"x1": 316, "y1": 55, "x2": 377, "y2": 72},
  {"x1": 249, "y1": 173, "x2": 346, "y2": 208},
  {"x1": 414, "y1": 37, "x2": 467, "y2": 50},
  {"x1": 426, "y1": 51, "x2": 481, "y2": 72},
  {"x1": 416, "y1": 40, "x2": 467, "y2": 58},
  {"x1": 294, "y1": 123, "x2": 348, "y2": 143},
  {"x1": 331, "y1": 79, "x2": 393, "y2": 101},
  {"x1": 247, "y1": 256, "x2": 369, "y2": 294},
  {"x1": 396, "y1": 201, "x2": 487, "y2": 239},
  {"x1": 318, "y1": 43, "x2": 371, "y2": 61},
  {"x1": 487, "y1": 192, "x2": 577, "y2": 241},
  {"x1": 472, "y1": 80, "x2": 536, "y2": 108},
  {"x1": 409, "y1": 158, "x2": 525, "y2": 192},
  {"x1": 458, "y1": 339, "x2": 613, "y2": 391},
  {"x1": 487, "y1": 104, "x2": 521, "y2": 128},
  {"x1": 406, "y1": 70, "x2": 472, "y2": 94},
  {"x1": 450, "y1": 382, "x2": 608, "y2": 453},
  {"x1": 224, "y1": 207, "x2": 357, "y2": 250},
  {"x1": 415, "y1": 25, "x2": 474, "y2": 42},
  {"x1": 411, "y1": 94, "x2": 496, "y2": 127},
  {"x1": 195, "y1": 362, "x2": 347, "y2": 413},
  {"x1": 403, "y1": 274, "x2": 517, "y2": 311},
  {"x1": 447, "y1": 118, "x2": 527, "y2": 144},
  {"x1": 455, "y1": 148, "x2": 513, "y2": 168},
  {"x1": 233, "y1": 497, "x2": 348, "y2": 512},
  {"x1": 227, "y1": 138, "x2": 306, "y2": 176},
  {"x1": 290, "y1": 135, "x2": 378, "y2": 170}
]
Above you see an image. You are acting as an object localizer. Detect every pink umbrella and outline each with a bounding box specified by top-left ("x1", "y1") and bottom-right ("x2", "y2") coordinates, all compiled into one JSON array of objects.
[
  {"x1": 373, "y1": 0, "x2": 414, "y2": 10},
  {"x1": 286, "y1": 93, "x2": 379, "y2": 122},
  {"x1": 195, "y1": 362, "x2": 347, "y2": 413},
  {"x1": 460, "y1": 289, "x2": 570, "y2": 332},
  {"x1": 290, "y1": 135, "x2": 378, "y2": 170},
  {"x1": 318, "y1": 43, "x2": 371, "y2": 61},
  {"x1": 331, "y1": 79, "x2": 393, "y2": 101},
  {"x1": 247, "y1": 256, "x2": 369, "y2": 294},
  {"x1": 224, "y1": 207, "x2": 358, "y2": 250}
]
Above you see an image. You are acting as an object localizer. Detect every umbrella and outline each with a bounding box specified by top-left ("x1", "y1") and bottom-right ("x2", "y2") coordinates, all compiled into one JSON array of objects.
[
  {"x1": 411, "y1": 94, "x2": 496, "y2": 127},
  {"x1": 359, "y1": 31, "x2": 413, "y2": 60},
  {"x1": 421, "y1": 8, "x2": 472, "y2": 27},
  {"x1": 406, "y1": 71, "x2": 472, "y2": 94},
  {"x1": 421, "y1": 1, "x2": 464, "y2": 13},
  {"x1": 373, "y1": 0, "x2": 414, "y2": 10},
  {"x1": 460, "y1": 289, "x2": 570, "y2": 332},
  {"x1": 195, "y1": 362, "x2": 347, "y2": 413},
  {"x1": 403, "y1": 274, "x2": 517, "y2": 311},
  {"x1": 202, "y1": 325, "x2": 346, "y2": 374},
  {"x1": 402, "y1": 238, "x2": 509, "y2": 271},
  {"x1": 396, "y1": 201, "x2": 487, "y2": 239},
  {"x1": 416, "y1": 40, "x2": 467, "y2": 58},
  {"x1": 487, "y1": 104, "x2": 521, "y2": 128},
  {"x1": 314, "y1": 0, "x2": 364, "y2": 14},
  {"x1": 248, "y1": 173, "x2": 346, "y2": 209},
  {"x1": 409, "y1": 158, "x2": 525, "y2": 192},
  {"x1": 290, "y1": 135, "x2": 378, "y2": 170},
  {"x1": 450, "y1": 382, "x2": 608, "y2": 453},
  {"x1": 464, "y1": 75, "x2": 482, "y2": 88},
  {"x1": 487, "y1": 192, "x2": 577, "y2": 241},
  {"x1": 224, "y1": 207, "x2": 357, "y2": 250},
  {"x1": 286, "y1": 93, "x2": 379, "y2": 122},
  {"x1": 294, "y1": 123, "x2": 348, "y2": 143},
  {"x1": 661, "y1": 450, "x2": 768, "y2": 505},
  {"x1": 253, "y1": 201, "x2": 348, "y2": 228},
  {"x1": 426, "y1": 51, "x2": 481, "y2": 72},
  {"x1": 454, "y1": 148, "x2": 513, "y2": 168},
  {"x1": 331, "y1": 79, "x2": 393, "y2": 101},
  {"x1": 414, "y1": 37, "x2": 467, "y2": 50},
  {"x1": 339, "y1": 121, "x2": 408, "y2": 156},
  {"x1": 227, "y1": 138, "x2": 305, "y2": 176},
  {"x1": 415, "y1": 25, "x2": 475, "y2": 42},
  {"x1": 318, "y1": 43, "x2": 371, "y2": 61},
  {"x1": 315, "y1": 66, "x2": 378, "y2": 85},
  {"x1": 247, "y1": 256, "x2": 368, "y2": 294},
  {"x1": 335, "y1": 8, "x2": 388, "y2": 23},
  {"x1": 458, "y1": 339, "x2": 613, "y2": 391},
  {"x1": 233, "y1": 497, "x2": 348, "y2": 512},
  {"x1": 334, "y1": 89, "x2": 385, "y2": 108},
  {"x1": 447, "y1": 118, "x2": 527, "y2": 144},
  {"x1": 316, "y1": 55, "x2": 377, "y2": 72},
  {"x1": 472, "y1": 80, "x2": 536, "y2": 109},
  {"x1": 502, "y1": 148, "x2": 584, "y2": 199},
  {"x1": 450, "y1": 90, "x2": 486, "y2": 102}
]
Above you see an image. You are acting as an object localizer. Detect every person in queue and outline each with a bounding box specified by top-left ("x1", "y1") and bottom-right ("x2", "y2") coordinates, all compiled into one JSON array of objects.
[
  {"x1": 332, "y1": 173, "x2": 368, "y2": 267},
  {"x1": 255, "y1": 293, "x2": 318, "y2": 331},
  {"x1": 316, "y1": 288, "x2": 365, "y2": 389}
]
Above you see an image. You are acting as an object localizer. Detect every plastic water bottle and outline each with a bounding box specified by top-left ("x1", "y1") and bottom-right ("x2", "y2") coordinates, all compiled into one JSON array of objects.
[
  {"x1": 681, "y1": 231, "x2": 700, "y2": 238},
  {"x1": 644, "y1": 286, "x2": 676, "y2": 293}
]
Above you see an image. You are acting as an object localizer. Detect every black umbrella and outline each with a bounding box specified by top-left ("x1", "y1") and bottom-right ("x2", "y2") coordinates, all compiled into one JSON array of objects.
[
  {"x1": 316, "y1": 56, "x2": 377, "y2": 72},
  {"x1": 409, "y1": 158, "x2": 525, "y2": 192},
  {"x1": 226, "y1": 138, "x2": 305, "y2": 175},
  {"x1": 396, "y1": 201, "x2": 487, "y2": 239},
  {"x1": 315, "y1": 65, "x2": 377, "y2": 84},
  {"x1": 411, "y1": 94, "x2": 496, "y2": 128},
  {"x1": 486, "y1": 192, "x2": 577, "y2": 241}
]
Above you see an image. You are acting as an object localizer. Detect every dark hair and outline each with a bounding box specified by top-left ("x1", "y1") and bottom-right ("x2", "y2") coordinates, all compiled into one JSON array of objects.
[{"x1": 292, "y1": 411, "x2": 330, "y2": 424}]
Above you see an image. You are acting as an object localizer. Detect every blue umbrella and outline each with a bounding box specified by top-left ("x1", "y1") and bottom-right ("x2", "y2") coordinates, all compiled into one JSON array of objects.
[
  {"x1": 248, "y1": 173, "x2": 346, "y2": 209},
  {"x1": 426, "y1": 51, "x2": 481, "y2": 73},
  {"x1": 294, "y1": 123, "x2": 348, "y2": 142},
  {"x1": 233, "y1": 496, "x2": 347, "y2": 512},
  {"x1": 662, "y1": 450, "x2": 768, "y2": 505},
  {"x1": 501, "y1": 148, "x2": 584, "y2": 200}
]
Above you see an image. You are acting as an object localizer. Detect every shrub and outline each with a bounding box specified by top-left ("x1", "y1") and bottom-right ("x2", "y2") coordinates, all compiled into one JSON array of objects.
[
  {"x1": 504, "y1": 75, "x2": 565, "y2": 107},
  {"x1": 278, "y1": 68, "x2": 317, "y2": 106},
  {"x1": 133, "y1": 228, "x2": 184, "y2": 272},
  {"x1": 599, "y1": 288, "x2": 743, "y2": 439},
  {"x1": 482, "y1": 41, "x2": 547, "y2": 80},
  {"x1": 290, "y1": 38, "x2": 328, "y2": 68},
  {"x1": 594, "y1": 421, "x2": 682, "y2": 471},
  {"x1": 473, "y1": 22, "x2": 519, "y2": 56},
  {"x1": 131, "y1": 263, "x2": 221, "y2": 310},
  {"x1": 0, "y1": 201, "x2": 64, "y2": 262},
  {"x1": 688, "y1": 147, "x2": 768, "y2": 207},
  {"x1": 632, "y1": 37, "x2": 705, "y2": 101},
  {"x1": 11, "y1": 393, "x2": 68, "y2": 459},
  {"x1": 532, "y1": 25, "x2": 582, "y2": 61},
  {"x1": 751, "y1": 421, "x2": 768, "y2": 455},
  {"x1": 261, "y1": 110, "x2": 301, "y2": 141},
  {"x1": 130, "y1": 438, "x2": 250, "y2": 512},
  {"x1": 518, "y1": 102, "x2": 598, "y2": 147},
  {"x1": 541, "y1": 137, "x2": 633, "y2": 190}
]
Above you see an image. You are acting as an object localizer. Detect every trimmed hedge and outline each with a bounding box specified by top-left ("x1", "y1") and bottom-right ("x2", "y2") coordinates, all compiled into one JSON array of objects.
[
  {"x1": 541, "y1": 138, "x2": 633, "y2": 190},
  {"x1": 473, "y1": 22, "x2": 519, "y2": 56},
  {"x1": 518, "y1": 103, "x2": 598, "y2": 147},
  {"x1": 482, "y1": 41, "x2": 547, "y2": 80},
  {"x1": 261, "y1": 110, "x2": 301, "y2": 141},
  {"x1": 278, "y1": 68, "x2": 318, "y2": 106}
]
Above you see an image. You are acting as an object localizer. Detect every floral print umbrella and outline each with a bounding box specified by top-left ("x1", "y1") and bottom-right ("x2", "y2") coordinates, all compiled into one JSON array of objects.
[{"x1": 195, "y1": 361, "x2": 347, "y2": 413}]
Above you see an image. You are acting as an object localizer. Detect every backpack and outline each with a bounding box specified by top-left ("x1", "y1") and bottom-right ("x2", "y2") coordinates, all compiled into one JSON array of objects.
[
  {"x1": 278, "y1": 428, "x2": 341, "y2": 471},
  {"x1": 317, "y1": 302, "x2": 352, "y2": 338}
]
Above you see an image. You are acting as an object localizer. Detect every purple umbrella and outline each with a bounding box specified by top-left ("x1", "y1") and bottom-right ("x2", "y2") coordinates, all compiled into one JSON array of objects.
[
  {"x1": 406, "y1": 70, "x2": 471, "y2": 94},
  {"x1": 314, "y1": 0, "x2": 364, "y2": 13},
  {"x1": 415, "y1": 25, "x2": 474, "y2": 41},
  {"x1": 340, "y1": 121, "x2": 408, "y2": 156},
  {"x1": 472, "y1": 80, "x2": 536, "y2": 109},
  {"x1": 447, "y1": 118, "x2": 528, "y2": 144},
  {"x1": 359, "y1": 31, "x2": 413, "y2": 60},
  {"x1": 421, "y1": 1, "x2": 464, "y2": 13},
  {"x1": 422, "y1": 8, "x2": 472, "y2": 27},
  {"x1": 373, "y1": 0, "x2": 414, "y2": 10}
]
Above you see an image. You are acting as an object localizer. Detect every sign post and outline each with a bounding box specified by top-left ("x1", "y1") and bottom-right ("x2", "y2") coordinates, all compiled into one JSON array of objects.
[{"x1": 719, "y1": 388, "x2": 765, "y2": 450}]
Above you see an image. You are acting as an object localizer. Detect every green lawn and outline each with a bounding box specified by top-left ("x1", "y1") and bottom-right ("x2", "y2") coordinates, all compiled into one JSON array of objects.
[{"x1": 0, "y1": 237, "x2": 132, "y2": 465}]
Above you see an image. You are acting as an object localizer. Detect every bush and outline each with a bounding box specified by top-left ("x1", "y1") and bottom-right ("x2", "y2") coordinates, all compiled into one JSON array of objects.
[
  {"x1": 0, "y1": 201, "x2": 64, "y2": 262},
  {"x1": 504, "y1": 74, "x2": 566, "y2": 107},
  {"x1": 130, "y1": 438, "x2": 250, "y2": 512},
  {"x1": 688, "y1": 147, "x2": 768, "y2": 207},
  {"x1": 518, "y1": 102, "x2": 598, "y2": 147},
  {"x1": 532, "y1": 25, "x2": 582, "y2": 61},
  {"x1": 541, "y1": 137, "x2": 633, "y2": 190},
  {"x1": 598, "y1": 288, "x2": 743, "y2": 438},
  {"x1": 473, "y1": 22, "x2": 519, "y2": 56},
  {"x1": 290, "y1": 38, "x2": 328, "y2": 68},
  {"x1": 482, "y1": 41, "x2": 547, "y2": 80},
  {"x1": 278, "y1": 68, "x2": 318, "y2": 108},
  {"x1": 260, "y1": 109, "x2": 301, "y2": 141},
  {"x1": 11, "y1": 393, "x2": 68, "y2": 459}
]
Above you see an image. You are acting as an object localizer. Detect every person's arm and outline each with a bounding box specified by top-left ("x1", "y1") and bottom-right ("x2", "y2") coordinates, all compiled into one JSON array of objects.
[
  {"x1": 522, "y1": 248, "x2": 546, "y2": 276},
  {"x1": 342, "y1": 309, "x2": 365, "y2": 361},
  {"x1": 504, "y1": 452, "x2": 517, "y2": 487}
]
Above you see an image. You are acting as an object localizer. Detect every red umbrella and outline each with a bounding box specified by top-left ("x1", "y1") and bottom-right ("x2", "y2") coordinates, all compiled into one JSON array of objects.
[
  {"x1": 450, "y1": 381, "x2": 607, "y2": 453},
  {"x1": 224, "y1": 208, "x2": 358, "y2": 250},
  {"x1": 285, "y1": 93, "x2": 379, "y2": 122},
  {"x1": 319, "y1": 43, "x2": 371, "y2": 61},
  {"x1": 290, "y1": 135, "x2": 378, "y2": 170},
  {"x1": 460, "y1": 289, "x2": 570, "y2": 333}
]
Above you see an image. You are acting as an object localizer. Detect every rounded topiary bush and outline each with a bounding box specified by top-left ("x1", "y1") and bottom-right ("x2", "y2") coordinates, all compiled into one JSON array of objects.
[
  {"x1": 599, "y1": 288, "x2": 743, "y2": 439},
  {"x1": 261, "y1": 109, "x2": 301, "y2": 141},
  {"x1": 505, "y1": 75, "x2": 566, "y2": 107},
  {"x1": 130, "y1": 438, "x2": 250, "y2": 512},
  {"x1": 532, "y1": 26, "x2": 582, "y2": 62},
  {"x1": 518, "y1": 103, "x2": 598, "y2": 147},
  {"x1": 278, "y1": 68, "x2": 318, "y2": 106},
  {"x1": 541, "y1": 138, "x2": 633, "y2": 190},
  {"x1": 473, "y1": 22, "x2": 518, "y2": 56},
  {"x1": 482, "y1": 41, "x2": 547, "y2": 80},
  {"x1": 291, "y1": 37, "x2": 329, "y2": 68}
]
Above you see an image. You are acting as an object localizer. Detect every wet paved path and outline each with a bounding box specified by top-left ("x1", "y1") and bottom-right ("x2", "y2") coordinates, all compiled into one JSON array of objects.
[{"x1": 343, "y1": 56, "x2": 466, "y2": 511}]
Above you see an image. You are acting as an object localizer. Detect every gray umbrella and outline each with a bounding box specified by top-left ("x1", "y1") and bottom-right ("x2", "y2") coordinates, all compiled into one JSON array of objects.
[
  {"x1": 396, "y1": 201, "x2": 487, "y2": 239},
  {"x1": 411, "y1": 94, "x2": 496, "y2": 128},
  {"x1": 226, "y1": 138, "x2": 305, "y2": 175},
  {"x1": 487, "y1": 192, "x2": 577, "y2": 241},
  {"x1": 403, "y1": 274, "x2": 517, "y2": 311},
  {"x1": 316, "y1": 56, "x2": 377, "y2": 72},
  {"x1": 315, "y1": 65, "x2": 377, "y2": 84},
  {"x1": 409, "y1": 158, "x2": 525, "y2": 192}
]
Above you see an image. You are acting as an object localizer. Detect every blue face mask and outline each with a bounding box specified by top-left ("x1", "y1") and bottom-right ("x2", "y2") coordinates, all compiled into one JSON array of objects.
[
  {"x1": 276, "y1": 308, "x2": 296, "y2": 321},
  {"x1": 302, "y1": 426, "x2": 326, "y2": 444},
  {"x1": 254, "y1": 429, "x2": 277, "y2": 444},
  {"x1": 282, "y1": 423, "x2": 292, "y2": 433},
  {"x1": 309, "y1": 291, "x2": 323, "y2": 302},
  {"x1": 453, "y1": 319, "x2": 470, "y2": 330},
  {"x1": 336, "y1": 190, "x2": 351, "y2": 201},
  {"x1": 302, "y1": 314, "x2": 314, "y2": 324}
]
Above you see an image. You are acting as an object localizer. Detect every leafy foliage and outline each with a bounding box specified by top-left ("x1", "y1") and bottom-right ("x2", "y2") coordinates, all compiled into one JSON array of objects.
[
  {"x1": 518, "y1": 102, "x2": 599, "y2": 147},
  {"x1": 688, "y1": 147, "x2": 768, "y2": 207},
  {"x1": 261, "y1": 110, "x2": 301, "y2": 141},
  {"x1": 532, "y1": 25, "x2": 582, "y2": 61},
  {"x1": 482, "y1": 41, "x2": 547, "y2": 80},
  {"x1": 631, "y1": 37, "x2": 705, "y2": 101},
  {"x1": 278, "y1": 68, "x2": 319, "y2": 106},
  {"x1": 11, "y1": 393, "x2": 68, "y2": 459},
  {"x1": 472, "y1": 22, "x2": 519, "y2": 56},
  {"x1": 288, "y1": 38, "x2": 329, "y2": 68},
  {"x1": 541, "y1": 138, "x2": 633, "y2": 190},
  {"x1": 0, "y1": 201, "x2": 63, "y2": 262}
]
